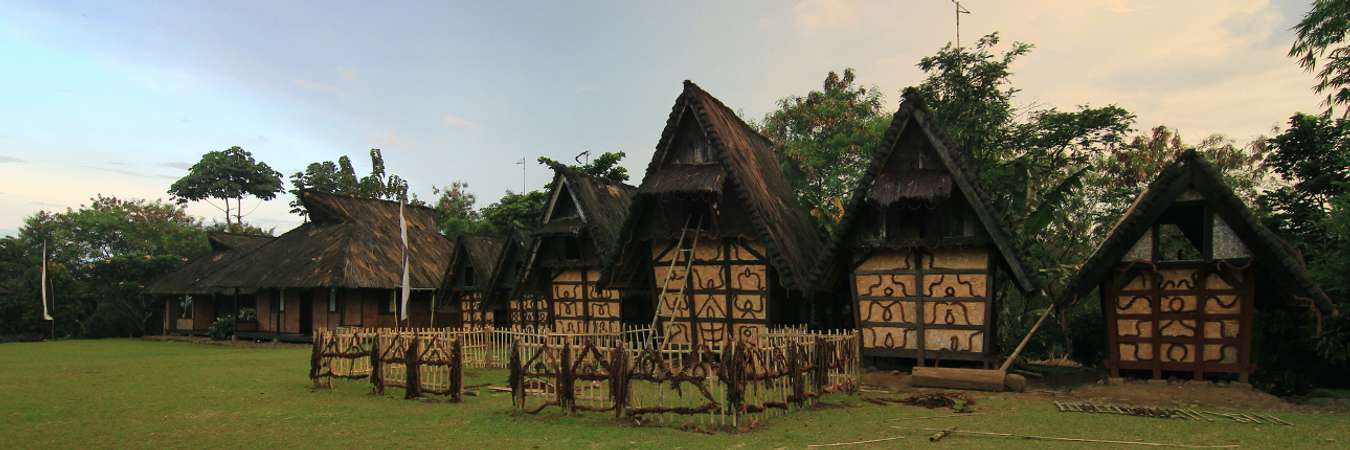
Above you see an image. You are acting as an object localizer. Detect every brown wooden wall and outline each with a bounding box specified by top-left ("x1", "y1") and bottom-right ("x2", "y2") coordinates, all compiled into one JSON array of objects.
[
  {"x1": 652, "y1": 238, "x2": 771, "y2": 347},
  {"x1": 853, "y1": 248, "x2": 995, "y2": 364}
]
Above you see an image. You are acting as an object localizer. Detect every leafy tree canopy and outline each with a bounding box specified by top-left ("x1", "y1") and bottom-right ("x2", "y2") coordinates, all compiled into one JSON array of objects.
[
  {"x1": 289, "y1": 148, "x2": 420, "y2": 217},
  {"x1": 760, "y1": 68, "x2": 890, "y2": 227},
  {"x1": 538, "y1": 151, "x2": 629, "y2": 182},
  {"x1": 0, "y1": 196, "x2": 208, "y2": 338},
  {"x1": 168, "y1": 146, "x2": 283, "y2": 226},
  {"x1": 1290, "y1": 0, "x2": 1350, "y2": 117}
]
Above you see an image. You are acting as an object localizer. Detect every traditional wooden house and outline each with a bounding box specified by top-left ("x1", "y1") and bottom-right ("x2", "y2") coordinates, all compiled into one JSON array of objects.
[
  {"x1": 516, "y1": 168, "x2": 636, "y2": 334},
  {"x1": 1057, "y1": 150, "x2": 1336, "y2": 382},
  {"x1": 438, "y1": 234, "x2": 505, "y2": 328},
  {"x1": 147, "y1": 232, "x2": 273, "y2": 336},
  {"x1": 603, "y1": 81, "x2": 826, "y2": 347},
  {"x1": 491, "y1": 233, "x2": 544, "y2": 329},
  {"x1": 817, "y1": 91, "x2": 1038, "y2": 367},
  {"x1": 207, "y1": 191, "x2": 453, "y2": 341}
]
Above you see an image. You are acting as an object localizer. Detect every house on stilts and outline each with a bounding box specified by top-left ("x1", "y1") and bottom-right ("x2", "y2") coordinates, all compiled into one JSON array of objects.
[
  {"x1": 438, "y1": 233, "x2": 506, "y2": 328},
  {"x1": 816, "y1": 91, "x2": 1038, "y2": 367},
  {"x1": 603, "y1": 81, "x2": 826, "y2": 347},
  {"x1": 206, "y1": 191, "x2": 453, "y2": 341},
  {"x1": 1057, "y1": 150, "x2": 1337, "y2": 382},
  {"x1": 148, "y1": 232, "x2": 274, "y2": 336},
  {"x1": 515, "y1": 168, "x2": 636, "y2": 334}
]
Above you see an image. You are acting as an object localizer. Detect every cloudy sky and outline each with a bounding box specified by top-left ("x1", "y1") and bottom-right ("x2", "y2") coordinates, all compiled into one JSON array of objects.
[{"x1": 0, "y1": 0, "x2": 1322, "y2": 236}]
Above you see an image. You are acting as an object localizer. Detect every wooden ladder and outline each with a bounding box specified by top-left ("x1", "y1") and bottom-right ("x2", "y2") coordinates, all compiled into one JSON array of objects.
[{"x1": 651, "y1": 215, "x2": 703, "y2": 350}]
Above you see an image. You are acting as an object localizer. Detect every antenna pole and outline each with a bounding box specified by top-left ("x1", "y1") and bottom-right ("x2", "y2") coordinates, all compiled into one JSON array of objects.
[{"x1": 952, "y1": 0, "x2": 970, "y2": 48}]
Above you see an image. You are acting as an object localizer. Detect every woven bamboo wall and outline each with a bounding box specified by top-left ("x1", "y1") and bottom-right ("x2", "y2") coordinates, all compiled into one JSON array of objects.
[
  {"x1": 651, "y1": 238, "x2": 770, "y2": 347},
  {"x1": 853, "y1": 248, "x2": 993, "y2": 362}
]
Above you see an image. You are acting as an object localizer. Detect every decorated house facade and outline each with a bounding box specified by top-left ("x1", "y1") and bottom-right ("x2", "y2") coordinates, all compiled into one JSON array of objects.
[
  {"x1": 515, "y1": 169, "x2": 636, "y2": 334},
  {"x1": 147, "y1": 232, "x2": 274, "y2": 336},
  {"x1": 438, "y1": 234, "x2": 505, "y2": 328},
  {"x1": 603, "y1": 81, "x2": 825, "y2": 347},
  {"x1": 206, "y1": 191, "x2": 453, "y2": 341},
  {"x1": 1058, "y1": 150, "x2": 1336, "y2": 382},
  {"x1": 817, "y1": 92, "x2": 1038, "y2": 367}
]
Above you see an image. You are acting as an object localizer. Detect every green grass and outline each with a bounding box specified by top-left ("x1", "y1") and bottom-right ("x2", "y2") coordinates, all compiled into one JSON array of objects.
[{"x1": 1, "y1": 340, "x2": 1348, "y2": 449}]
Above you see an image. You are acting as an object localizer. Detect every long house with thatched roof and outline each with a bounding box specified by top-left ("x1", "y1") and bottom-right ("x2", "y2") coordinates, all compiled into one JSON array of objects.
[
  {"x1": 602, "y1": 81, "x2": 826, "y2": 347},
  {"x1": 515, "y1": 168, "x2": 636, "y2": 334},
  {"x1": 1057, "y1": 150, "x2": 1336, "y2": 382},
  {"x1": 816, "y1": 91, "x2": 1039, "y2": 367},
  {"x1": 205, "y1": 191, "x2": 453, "y2": 341},
  {"x1": 147, "y1": 232, "x2": 274, "y2": 336},
  {"x1": 438, "y1": 234, "x2": 506, "y2": 328}
]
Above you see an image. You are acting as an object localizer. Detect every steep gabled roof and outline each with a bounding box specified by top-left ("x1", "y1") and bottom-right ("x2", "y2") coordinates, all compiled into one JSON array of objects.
[
  {"x1": 206, "y1": 191, "x2": 453, "y2": 289},
  {"x1": 608, "y1": 81, "x2": 825, "y2": 292},
  {"x1": 440, "y1": 234, "x2": 505, "y2": 291},
  {"x1": 817, "y1": 91, "x2": 1038, "y2": 293},
  {"x1": 146, "y1": 232, "x2": 274, "y2": 295},
  {"x1": 487, "y1": 231, "x2": 529, "y2": 294},
  {"x1": 536, "y1": 167, "x2": 637, "y2": 262},
  {"x1": 1057, "y1": 150, "x2": 1336, "y2": 314}
]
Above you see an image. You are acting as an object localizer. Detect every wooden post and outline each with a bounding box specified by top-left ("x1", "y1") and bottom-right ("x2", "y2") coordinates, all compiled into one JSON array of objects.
[{"x1": 405, "y1": 336, "x2": 421, "y2": 399}]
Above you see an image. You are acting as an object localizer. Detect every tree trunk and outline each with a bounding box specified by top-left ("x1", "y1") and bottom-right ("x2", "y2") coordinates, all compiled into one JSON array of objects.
[
  {"x1": 224, "y1": 197, "x2": 232, "y2": 226},
  {"x1": 236, "y1": 196, "x2": 243, "y2": 226}
]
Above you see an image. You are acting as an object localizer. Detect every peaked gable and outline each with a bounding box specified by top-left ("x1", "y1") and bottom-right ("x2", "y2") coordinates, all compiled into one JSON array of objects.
[
  {"x1": 820, "y1": 91, "x2": 1038, "y2": 293},
  {"x1": 441, "y1": 234, "x2": 505, "y2": 291},
  {"x1": 609, "y1": 80, "x2": 824, "y2": 292},
  {"x1": 1058, "y1": 150, "x2": 1335, "y2": 314}
]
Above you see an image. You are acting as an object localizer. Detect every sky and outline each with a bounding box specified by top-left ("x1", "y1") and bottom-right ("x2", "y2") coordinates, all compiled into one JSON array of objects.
[{"x1": 0, "y1": 0, "x2": 1323, "y2": 236}]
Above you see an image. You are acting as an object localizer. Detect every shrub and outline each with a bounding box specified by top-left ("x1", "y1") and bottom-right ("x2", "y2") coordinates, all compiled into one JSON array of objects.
[
  {"x1": 237, "y1": 307, "x2": 257, "y2": 322},
  {"x1": 208, "y1": 317, "x2": 234, "y2": 341}
]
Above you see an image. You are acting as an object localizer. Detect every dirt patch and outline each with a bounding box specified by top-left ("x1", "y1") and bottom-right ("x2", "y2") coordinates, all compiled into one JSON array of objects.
[
  {"x1": 142, "y1": 335, "x2": 308, "y2": 349},
  {"x1": 859, "y1": 366, "x2": 1304, "y2": 412}
]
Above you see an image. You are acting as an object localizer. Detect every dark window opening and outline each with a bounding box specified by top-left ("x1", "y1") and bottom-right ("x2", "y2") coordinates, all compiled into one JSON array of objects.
[
  {"x1": 1156, "y1": 203, "x2": 1206, "y2": 261},
  {"x1": 179, "y1": 296, "x2": 193, "y2": 319},
  {"x1": 380, "y1": 291, "x2": 396, "y2": 315},
  {"x1": 563, "y1": 238, "x2": 583, "y2": 260},
  {"x1": 463, "y1": 266, "x2": 476, "y2": 287},
  {"x1": 327, "y1": 289, "x2": 338, "y2": 313}
]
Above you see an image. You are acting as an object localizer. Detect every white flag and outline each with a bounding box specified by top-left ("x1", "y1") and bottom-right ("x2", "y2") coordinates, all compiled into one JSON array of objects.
[
  {"x1": 40, "y1": 240, "x2": 52, "y2": 321},
  {"x1": 399, "y1": 198, "x2": 411, "y2": 321}
]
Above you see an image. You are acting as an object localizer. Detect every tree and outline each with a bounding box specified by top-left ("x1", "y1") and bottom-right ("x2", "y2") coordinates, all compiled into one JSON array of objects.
[
  {"x1": 168, "y1": 146, "x2": 284, "y2": 226},
  {"x1": 289, "y1": 149, "x2": 420, "y2": 217},
  {"x1": 432, "y1": 181, "x2": 486, "y2": 237},
  {"x1": 0, "y1": 196, "x2": 208, "y2": 338},
  {"x1": 478, "y1": 190, "x2": 548, "y2": 235},
  {"x1": 914, "y1": 33, "x2": 1031, "y2": 169},
  {"x1": 759, "y1": 68, "x2": 891, "y2": 226},
  {"x1": 537, "y1": 151, "x2": 629, "y2": 182},
  {"x1": 1290, "y1": 0, "x2": 1350, "y2": 117}
]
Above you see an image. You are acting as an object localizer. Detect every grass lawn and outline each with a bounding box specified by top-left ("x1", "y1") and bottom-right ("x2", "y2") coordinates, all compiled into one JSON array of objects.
[{"x1": 2, "y1": 339, "x2": 1348, "y2": 449}]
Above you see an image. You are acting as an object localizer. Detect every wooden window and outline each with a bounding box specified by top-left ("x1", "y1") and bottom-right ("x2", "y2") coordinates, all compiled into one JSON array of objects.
[
  {"x1": 179, "y1": 296, "x2": 193, "y2": 319},
  {"x1": 381, "y1": 291, "x2": 397, "y2": 315}
]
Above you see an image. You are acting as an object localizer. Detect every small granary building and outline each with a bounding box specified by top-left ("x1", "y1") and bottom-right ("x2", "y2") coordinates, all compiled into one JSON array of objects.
[
  {"x1": 1057, "y1": 150, "x2": 1337, "y2": 382},
  {"x1": 604, "y1": 81, "x2": 826, "y2": 347},
  {"x1": 438, "y1": 234, "x2": 505, "y2": 328},
  {"x1": 207, "y1": 191, "x2": 453, "y2": 341},
  {"x1": 147, "y1": 232, "x2": 273, "y2": 336},
  {"x1": 490, "y1": 233, "x2": 542, "y2": 329},
  {"x1": 516, "y1": 168, "x2": 636, "y2": 334},
  {"x1": 817, "y1": 91, "x2": 1038, "y2": 367}
]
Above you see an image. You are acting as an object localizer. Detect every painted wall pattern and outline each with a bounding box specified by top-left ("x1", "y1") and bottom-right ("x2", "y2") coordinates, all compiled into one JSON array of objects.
[
  {"x1": 652, "y1": 239, "x2": 769, "y2": 347},
  {"x1": 1108, "y1": 264, "x2": 1252, "y2": 379},
  {"x1": 853, "y1": 248, "x2": 992, "y2": 361},
  {"x1": 550, "y1": 268, "x2": 621, "y2": 333}
]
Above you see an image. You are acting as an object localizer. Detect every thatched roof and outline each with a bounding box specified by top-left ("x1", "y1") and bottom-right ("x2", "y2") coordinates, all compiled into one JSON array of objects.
[
  {"x1": 440, "y1": 234, "x2": 505, "y2": 291},
  {"x1": 818, "y1": 91, "x2": 1038, "y2": 293},
  {"x1": 487, "y1": 231, "x2": 529, "y2": 294},
  {"x1": 146, "y1": 232, "x2": 273, "y2": 295},
  {"x1": 1056, "y1": 150, "x2": 1336, "y2": 314},
  {"x1": 207, "y1": 191, "x2": 453, "y2": 289},
  {"x1": 607, "y1": 81, "x2": 825, "y2": 292},
  {"x1": 536, "y1": 168, "x2": 637, "y2": 263}
]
